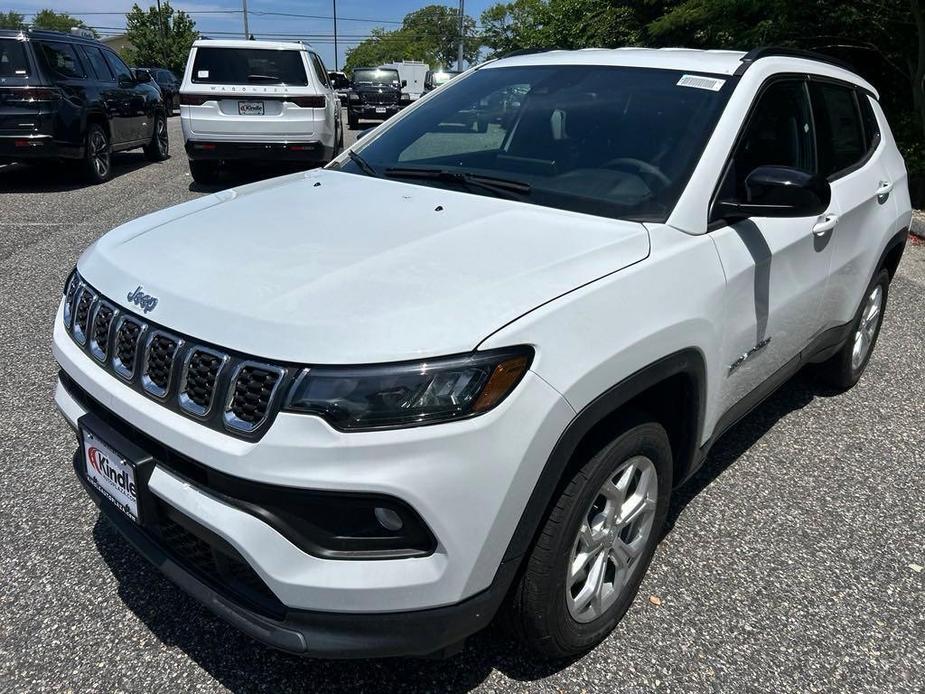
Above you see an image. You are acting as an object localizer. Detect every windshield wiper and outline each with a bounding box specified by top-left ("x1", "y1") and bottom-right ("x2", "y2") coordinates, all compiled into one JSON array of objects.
[
  {"x1": 247, "y1": 74, "x2": 279, "y2": 82},
  {"x1": 348, "y1": 150, "x2": 379, "y2": 178},
  {"x1": 384, "y1": 167, "x2": 531, "y2": 199}
]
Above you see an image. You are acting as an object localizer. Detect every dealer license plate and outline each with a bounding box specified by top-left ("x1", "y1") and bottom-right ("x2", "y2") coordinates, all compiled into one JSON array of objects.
[
  {"x1": 238, "y1": 101, "x2": 265, "y2": 116},
  {"x1": 82, "y1": 428, "x2": 140, "y2": 523}
]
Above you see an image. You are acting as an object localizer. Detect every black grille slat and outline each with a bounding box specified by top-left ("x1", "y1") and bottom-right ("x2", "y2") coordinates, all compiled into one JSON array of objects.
[
  {"x1": 229, "y1": 366, "x2": 281, "y2": 426},
  {"x1": 90, "y1": 305, "x2": 115, "y2": 359},
  {"x1": 115, "y1": 319, "x2": 142, "y2": 369},
  {"x1": 73, "y1": 290, "x2": 94, "y2": 341},
  {"x1": 145, "y1": 334, "x2": 179, "y2": 393},
  {"x1": 180, "y1": 349, "x2": 225, "y2": 414}
]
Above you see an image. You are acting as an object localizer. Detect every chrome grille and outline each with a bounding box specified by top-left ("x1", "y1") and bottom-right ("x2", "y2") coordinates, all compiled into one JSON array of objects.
[
  {"x1": 225, "y1": 362, "x2": 285, "y2": 432},
  {"x1": 179, "y1": 348, "x2": 227, "y2": 417},
  {"x1": 63, "y1": 276, "x2": 289, "y2": 439}
]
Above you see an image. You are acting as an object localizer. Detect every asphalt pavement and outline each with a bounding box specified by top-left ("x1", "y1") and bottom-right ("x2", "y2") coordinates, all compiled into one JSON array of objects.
[{"x1": 0, "y1": 117, "x2": 923, "y2": 693}]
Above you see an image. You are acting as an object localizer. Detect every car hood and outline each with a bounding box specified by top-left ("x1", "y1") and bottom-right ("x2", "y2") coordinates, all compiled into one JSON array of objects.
[{"x1": 79, "y1": 170, "x2": 649, "y2": 364}]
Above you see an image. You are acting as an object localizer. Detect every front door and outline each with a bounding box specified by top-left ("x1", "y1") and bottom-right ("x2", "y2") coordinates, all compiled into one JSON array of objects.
[{"x1": 710, "y1": 78, "x2": 834, "y2": 414}]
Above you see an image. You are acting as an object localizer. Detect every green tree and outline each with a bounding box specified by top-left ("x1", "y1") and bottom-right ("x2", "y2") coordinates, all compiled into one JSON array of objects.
[
  {"x1": 0, "y1": 10, "x2": 24, "y2": 29},
  {"x1": 124, "y1": 2, "x2": 197, "y2": 73},
  {"x1": 345, "y1": 3, "x2": 479, "y2": 73},
  {"x1": 31, "y1": 8, "x2": 97, "y2": 36}
]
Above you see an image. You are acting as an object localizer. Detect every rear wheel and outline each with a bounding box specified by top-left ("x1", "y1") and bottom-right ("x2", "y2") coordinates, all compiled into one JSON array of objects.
[
  {"x1": 143, "y1": 112, "x2": 169, "y2": 161},
  {"x1": 82, "y1": 123, "x2": 111, "y2": 184},
  {"x1": 503, "y1": 419, "x2": 673, "y2": 658},
  {"x1": 189, "y1": 159, "x2": 220, "y2": 185},
  {"x1": 818, "y1": 268, "x2": 890, "y2": 390}
]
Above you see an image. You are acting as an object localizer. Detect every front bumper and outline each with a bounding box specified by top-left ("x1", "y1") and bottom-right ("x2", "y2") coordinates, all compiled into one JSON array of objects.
[
  {"x1": 349, "y1": 103, "x2": 402, "y2": 120},
  {"x1": 53, "y1": 300, "x2": 574, "y2": 652},
  {"x1": 185, "y1": 139, "x2": 334, "y2": 163}
]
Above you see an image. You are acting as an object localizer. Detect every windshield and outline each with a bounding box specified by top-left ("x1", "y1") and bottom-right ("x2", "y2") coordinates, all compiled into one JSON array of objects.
[
  {"x1": 191, "y1": 47, "x2": 308, "y2": 86},
  {"x1": 432, "y1": 71, "x2": 458, "y2": 86},
  {"x1": 0, "y1": 39, "x2": 30, "y2": 83},
  {"x1": 352, "y1": 68, "x2": 400, "y2": 87},
  {"x1": 338, "y1": 65, "x2": 733, "y2": 222}
]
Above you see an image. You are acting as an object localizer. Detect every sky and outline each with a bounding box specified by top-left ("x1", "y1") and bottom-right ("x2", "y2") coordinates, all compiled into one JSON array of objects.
[{"x1": 7, "y1": 0, "x2": 498, "y2": 70}]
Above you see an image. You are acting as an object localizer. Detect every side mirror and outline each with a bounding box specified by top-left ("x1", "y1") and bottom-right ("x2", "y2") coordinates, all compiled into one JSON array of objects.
[
  {"x1": 401, "y1": 79, "x2": 408, "y2": 88},
  {"x1": 714, "y1": 165, "x2": 831, "y2": 221}
]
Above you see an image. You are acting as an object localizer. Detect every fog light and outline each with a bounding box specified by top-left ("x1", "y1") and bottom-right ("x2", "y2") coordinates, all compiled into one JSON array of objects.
[{"x1": 374, "y1": 506, "x2": 403, "y2": 531}]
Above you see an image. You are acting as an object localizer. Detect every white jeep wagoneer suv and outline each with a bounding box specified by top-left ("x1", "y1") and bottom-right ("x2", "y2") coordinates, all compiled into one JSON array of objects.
[{"x1": 55, "y1": 47, "x2": 911, "y2": 659}]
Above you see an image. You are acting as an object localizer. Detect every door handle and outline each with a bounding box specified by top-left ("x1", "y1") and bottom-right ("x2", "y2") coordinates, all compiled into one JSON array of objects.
[
  {"x1": 812, "y1": 214, "x2": 839, "y2": 237},
  {"x1": 876, "y1": 179, "x2": 893, "y2": 204}
]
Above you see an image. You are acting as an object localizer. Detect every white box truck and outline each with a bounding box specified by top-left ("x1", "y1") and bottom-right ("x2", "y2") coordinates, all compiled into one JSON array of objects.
[{"x1": 380, "y1": 60, "x2": 430, "y2": 101}]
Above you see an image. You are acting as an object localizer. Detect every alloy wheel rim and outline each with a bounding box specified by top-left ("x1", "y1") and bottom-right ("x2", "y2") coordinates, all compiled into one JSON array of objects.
[
  {"x1": 157, "y1": 117, "x2": 168, "y2": 154},
  {"x1": 851, "y1": 285, "x2": 883, "y2": 371},
  {"x1": 566, "y1": 455, "x2": 658, "y2": 623},
  {"x1": 90, "y1": 130, "x2": 109, "y2": 178}
]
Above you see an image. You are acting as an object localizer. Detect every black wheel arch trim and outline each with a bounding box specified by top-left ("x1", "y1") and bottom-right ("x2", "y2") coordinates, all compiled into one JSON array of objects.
[{"x1": 501, "y1": 348, "x2": 707, "y2": 563}]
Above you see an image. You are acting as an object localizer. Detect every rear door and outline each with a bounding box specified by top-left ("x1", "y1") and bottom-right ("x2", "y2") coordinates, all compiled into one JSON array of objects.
[
  {"x1": 810, "y1": 80, "x2": 898, "y2": 329},
  {"x1": 30, "y1": 40, "x2": 90, "y2": 148},
  {"x1": 101, "y1": 48, "x2": 146, "y2": 143},
  {"x1": 183, "y1": 46, "x2": 315, "y2": 139},
  {"x1": 76, "y1": 44, "x2": 124, "y2": 139}
]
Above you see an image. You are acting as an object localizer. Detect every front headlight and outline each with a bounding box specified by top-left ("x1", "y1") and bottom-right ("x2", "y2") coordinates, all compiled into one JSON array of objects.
[{"x1": 284, "y1": 347, "x2": 533, "y2": 431}]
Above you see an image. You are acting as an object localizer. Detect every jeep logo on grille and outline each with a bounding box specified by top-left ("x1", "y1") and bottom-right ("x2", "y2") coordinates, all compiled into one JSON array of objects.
[{"x1": 127, "y1": 286, "x2": 158, "y2": 314}]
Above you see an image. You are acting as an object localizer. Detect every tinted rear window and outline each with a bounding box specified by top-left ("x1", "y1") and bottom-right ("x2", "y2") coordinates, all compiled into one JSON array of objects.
[
  {"x1": 192, "y1": 47, "x2": 308, "y2": 86},
  {"x1": 811, "y1": 82, "x2": 865, "y2": 177},
  {"x1": 0, "y1": 39, "x2": 30, "y2": 81},
  {"x1": 37, "y1": 41, "x2": 86, "y2": 79}
]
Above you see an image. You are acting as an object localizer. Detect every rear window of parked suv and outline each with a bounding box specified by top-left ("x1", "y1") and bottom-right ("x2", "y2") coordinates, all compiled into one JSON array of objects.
[
  {"x1": 0, "y1": 39, "x2": 30, "y2": 80},
  {"x1": 191, "y1": 47, "x2": 308, "y2": 86}
]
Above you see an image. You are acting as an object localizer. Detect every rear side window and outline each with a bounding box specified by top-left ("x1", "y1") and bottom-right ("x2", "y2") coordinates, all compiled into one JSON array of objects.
[
  {"x1": 0, "y1": 39, "x2": 30, "y2": 80},
  {"x1": 78, "y1": 46, "x2": 113, "y2": 81},
  {"x1": 103, "y1": 50, "x2": 133, "y2": 83},
  {"x1": 36, "y1": 41, "x2": 85, "y2": 79},
  {"x1": 191, "y1": 47, "x2": 308, "y2": 86},
  {"x1": 309, "y1": 53, "x2": 330, "y2": 88},
  {"x1": 857, "y1": 92, "x2": 881, "y2": 153},
  {"x1": 810, "y1": 82, "x2": 865, "y2": 177}
]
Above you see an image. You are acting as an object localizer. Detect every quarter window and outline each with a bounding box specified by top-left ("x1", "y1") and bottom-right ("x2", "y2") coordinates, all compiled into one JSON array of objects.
[
  {"x1": 36, "y1": 41, "x2": 85, "y2": 79},
  {"x1": 810, "y1": 82, "x2": 865, "y2": 177},
  {"x1": 719, "y1": 79, "x2": 815, "y2": 202},
  {"x1": 857, "y1": 91, "x2": 881, "y2": 154}
]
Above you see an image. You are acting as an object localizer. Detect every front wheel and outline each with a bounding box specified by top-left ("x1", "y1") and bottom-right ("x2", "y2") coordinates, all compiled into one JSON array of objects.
[
  {"x1": 143, "y1": 112, "x2": 169, "y2": 161},
  {"x1": 818, "y1": 268, "x2": 890, "y2": 390},
  {"x1": 503, "y1": 419, "x2": 673, "y2": 658}
]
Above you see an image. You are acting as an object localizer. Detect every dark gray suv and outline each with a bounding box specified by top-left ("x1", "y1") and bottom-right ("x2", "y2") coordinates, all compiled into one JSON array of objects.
[{"x1": 0, "y1": 29, "x2": 168, "y2": 183}]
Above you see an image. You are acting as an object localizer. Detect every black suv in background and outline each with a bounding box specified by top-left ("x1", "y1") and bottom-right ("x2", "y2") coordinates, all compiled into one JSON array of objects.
[
  {"x1": 134, "y1": 67, "x2": 180, "y2": 113},
  {"x1": 0, "y1": 29, "x2": 168, "y2": 183},
  {"x1": 346, "y1": 66, "x2": 404, "y2": 129}
]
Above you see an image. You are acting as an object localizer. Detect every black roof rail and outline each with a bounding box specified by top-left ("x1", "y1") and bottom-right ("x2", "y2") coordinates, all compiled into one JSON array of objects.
[
  {"x1": 501, "y1": 47, "x2": 561, "y2": 59},
  {"x1": 735, "y1": 47, "x2": 857, "y2": 76}
]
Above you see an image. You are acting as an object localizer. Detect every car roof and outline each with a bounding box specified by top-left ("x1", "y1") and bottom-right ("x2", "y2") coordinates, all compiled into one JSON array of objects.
[
  {"x1": 0, "y1": 28, "x2": 102, "y2": 47},
  {"x1": 486, "y1": 47, "x2": 872, "y2": 90},
  {"x1": 192, "y1": 38, "x2": 310, "y2": 51}
]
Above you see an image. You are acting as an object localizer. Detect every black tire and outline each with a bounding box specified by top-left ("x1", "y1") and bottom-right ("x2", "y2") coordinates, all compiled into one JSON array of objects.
[
  {"x1": 503, "y1": 418, "x2": 673, "y2": 658},
  {"x1": 82, "y1": 122, "x2": 111, "y2": 184},
  {"x1": 189, "y1": 159, "x2": 220, "y2": 184},
  {"x1": 143, "y1": 112, "x2": 169, "y2": 162},
  {"x1": 818, "y1": 268, "x2": 890, "y2": 391},
  {"x1": 348, "y1": 111, "x2": 359, "y2": 130}
]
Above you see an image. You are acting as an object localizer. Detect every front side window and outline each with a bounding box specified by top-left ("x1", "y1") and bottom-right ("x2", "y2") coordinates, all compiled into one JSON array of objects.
[
  {"x1": 37, "y1": 41, "x2": 85, "y2": 79},
  {"x1": 811, "y1": 82, "x2": 865, "y2": 177},
  {"x1": 191, "y1": 47, "x2": 308, "y2": 86},
  {"x1": 718, "y1": 79, "x2": 815, "y2": 202},
  {"x1": 79, "y1": 46, "x2": 113, "y2": 81},
  {"x1": 103, "y1": 50, "x2": 133, "y2": 83},
  {"x1": 338, "y1": 65, "x2": 733, "y2": 222}
]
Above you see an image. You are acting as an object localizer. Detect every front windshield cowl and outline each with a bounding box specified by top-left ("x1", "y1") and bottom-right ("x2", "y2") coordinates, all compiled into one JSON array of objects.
[{"x1": 339, "y1": 64, "x2": 733, "y2": 223}]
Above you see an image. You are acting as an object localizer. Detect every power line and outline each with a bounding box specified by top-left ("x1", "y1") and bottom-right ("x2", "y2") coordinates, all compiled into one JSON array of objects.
[{"x1": 13, "y1": 8, "x2": 406, "y2": 24}]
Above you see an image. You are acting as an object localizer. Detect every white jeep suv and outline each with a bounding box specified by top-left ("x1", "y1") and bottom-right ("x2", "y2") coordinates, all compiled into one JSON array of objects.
[
  {"x1": 179, "y1": 39, "x2": 343, "y2": 184},
  {"x1": 54, "y1": 47, "x2": 912, "y2": 659}
]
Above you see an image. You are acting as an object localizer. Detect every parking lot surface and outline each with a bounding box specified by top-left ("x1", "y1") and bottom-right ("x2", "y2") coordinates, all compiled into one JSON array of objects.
[{"x1": 1, "y1": 117, "x2": 923, "y2": 693}]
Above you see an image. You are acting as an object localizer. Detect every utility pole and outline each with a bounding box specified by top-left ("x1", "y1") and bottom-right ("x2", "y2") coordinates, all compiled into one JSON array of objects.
[
  {"x1": 242, "y1": 0, "x2": 249, "y2": 39},
  {"x1": 333, "y1": 0, "x2": 338, "y2": 71},
  {"x1": 456, "y1": 0, "x2": 465, "y2": 71},
  {"x1": 155, "y1": 0, "x2": 168, "y2": 68}
]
